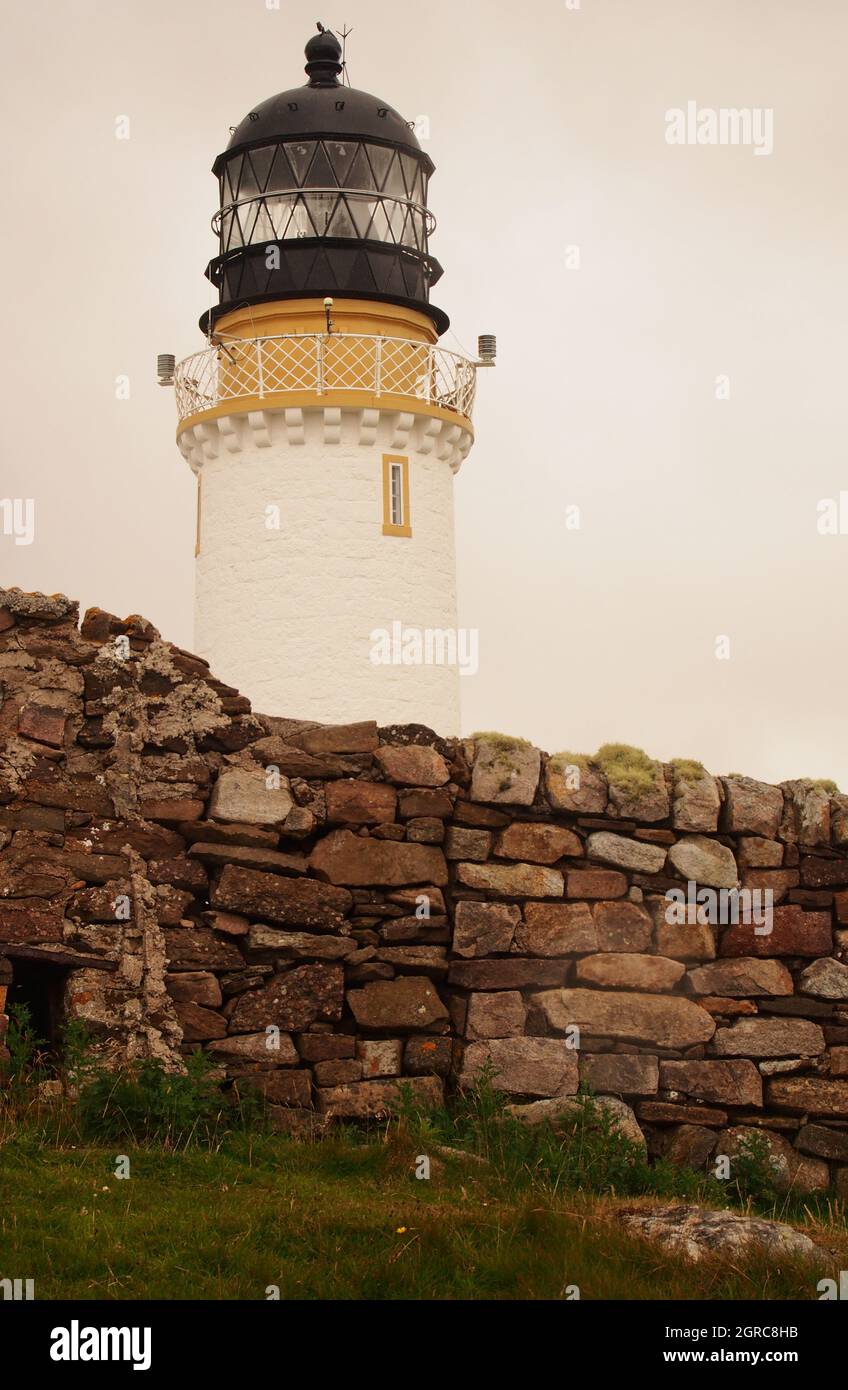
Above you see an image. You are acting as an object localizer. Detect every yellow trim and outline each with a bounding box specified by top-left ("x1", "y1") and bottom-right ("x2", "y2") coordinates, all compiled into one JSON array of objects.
[
  {"x1": 213, "y1": 297, "x2": 438, "y2": 345},
  {"x1": 382, "y1": 454, "x2": 411, "y2": 537},
  {"x1": 177, "y1": 391, "x2": 473, "y2": 442}
]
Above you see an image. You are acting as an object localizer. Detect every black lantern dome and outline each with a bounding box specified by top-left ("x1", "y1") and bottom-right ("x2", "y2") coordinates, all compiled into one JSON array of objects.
[{"x1": 202, "y1": 25, "x2": 447, "y2": 334}]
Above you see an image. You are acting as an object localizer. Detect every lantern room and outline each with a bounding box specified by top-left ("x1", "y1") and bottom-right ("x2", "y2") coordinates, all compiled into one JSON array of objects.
[{"x1": 202, "y1": 26, "x2": 447, "y2": 335}]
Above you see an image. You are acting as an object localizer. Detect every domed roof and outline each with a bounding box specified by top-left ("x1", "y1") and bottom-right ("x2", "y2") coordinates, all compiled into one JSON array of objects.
[{"x1": 215, "y1": 26, "x2": 428, "y2": 174}]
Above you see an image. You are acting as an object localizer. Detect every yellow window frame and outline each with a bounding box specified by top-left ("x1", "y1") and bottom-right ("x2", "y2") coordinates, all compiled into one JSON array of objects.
[{"x1": 382, "y1": 454, "x2": 411, "y2": 537}]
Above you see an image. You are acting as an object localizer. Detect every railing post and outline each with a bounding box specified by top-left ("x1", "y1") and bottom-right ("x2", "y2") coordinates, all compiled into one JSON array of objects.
[
  {"x1": 317, "y1": 334, "x2": 324, "y2": 395},
  {"x1": 256, "y1": 338, "x2": 265, "y2": 399},
  {"x1": 375, "y1": 336, "x2": 382, "y2": 397}
]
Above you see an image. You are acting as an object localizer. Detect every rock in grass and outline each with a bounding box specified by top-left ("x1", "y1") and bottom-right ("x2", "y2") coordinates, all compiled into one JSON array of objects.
[{"x1": 618, "y1": 1204, "x2": 819, "y2": 1263}]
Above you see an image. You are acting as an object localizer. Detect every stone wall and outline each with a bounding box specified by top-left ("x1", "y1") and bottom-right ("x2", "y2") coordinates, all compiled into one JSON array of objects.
[{"x1": 1, "y1": 587, "x2": 848, "y2": 1194}]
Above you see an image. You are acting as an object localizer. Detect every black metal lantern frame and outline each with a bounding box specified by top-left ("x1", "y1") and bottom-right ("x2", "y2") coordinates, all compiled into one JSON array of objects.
[{"x1": 203, "y1": 134, "x2": 446, "y2": 334}]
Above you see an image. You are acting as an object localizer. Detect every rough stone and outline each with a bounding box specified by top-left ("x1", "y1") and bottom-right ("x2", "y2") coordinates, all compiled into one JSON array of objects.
[
  {"x1": 800, "y1": 857, "x2": 848, "y2": 888},
  {"x1": 592, "y1": 900, "x2": 653, "y2": 952},
  {"x1": 404, "y1": 1036, "x2": 453, "y2": 1076},
  {"x1": 765, "y1": 1076, "x2": 848, "y2": 1116},
  {"x1": 208, "y1": 1031, "x2": 299, "y2": 1066},
  {"x1": 293, "y1": 721, "x2": 378, "y2": 755},
  {"x1": 18, "y1": 697, "x2": 69, "y2": 748},
  {"x1": 173, "y1": 1002, "x2": 228, "y2": 1042},
  {"x1": 567, "y1": 869, "x2": 627, "y2": 899},
  {"x1": 295, "y1": 1034, "x2": 355, "y2": 1062},
  {"x1": 347, "y1": 976, "x2": 449, "y2": 1031},
  {"x1": 448, "y1": 958, "x2": 569, "y2": 991},
  {"x1": 452, "y1": 900, "x2": 519, "y2": 957},
  {"x1": 163, "y1": 928, "x2": 244, "y2": 973},
  {"x1": 652, "y1": 1124, "x2": 718, "y2": 1168},
  {"x1": 228, "y1": 964, "x2": 344, "y2": 1033},
  {"x1": 544, "y1": 756, "x2": 607, "y2": 814},
  {"x1": 239, "y1": 1069, "x2": 313, "y2": 1108},
  {"x1": 316, "y1": 1075, "x2": 443, "y2": 1119},
  {"x1": 782, "y1": 780, "x2": 831, "y2": 847},
  {"x1": 579, "y1": 1053, "x2": 659, "y2": 1097},
  {"x1": 406, "y1": 818, "x2": 445, "y2": 845},
  {"x1": 653, "y1": 914, "x2": 716, "y2": 962},
  {"x1": 738, "y1": 837, "x2": 784, "y2": 869},
  {"x1": 356, "y1": 1038, "x2": 403, "y2": 1078},
  {"x1": 507, "y1": 1094, "x2": 647, "y2": 1152},
  {"x1": 667, "y1": 835, "x2": 739, "y2": 889},
  {"x1": 619, "y1": 1204, "x2": 817, "y2": 1264},
  {"x1": 444, "y1": 827, "x2": 493, "y2": 861},
  {"x1": 464, "y1": 990, "x2": 527, "y2": 1040},
  {"x1": 722, "y1": 777, "x2": 784, "y2": 838},
  {"x1": 374, "y1": 744, "x2": 450, "y2": 787},
  {"x1": 324, "y1": 780, "x2": 397, "y2": 825},
  {"x1": 397, "y1": 787, "x2": 453, "y2": 819},
  {"x1": 536, "y1": 988, "x2": 716, "y2": 1048},
  {"x1": 660, "y1": 1059, "x2": 763, "y2": 1108},
  {"x1": 246, "y1": 925, "x2": 358, "y2": 961},
  {"x1": 686, "y1": 958, "x2": 794, "y2": 997},
  {"x1": 605, "y1": 762, "x2": 669, "y2": 823},
  {"x1": 798, "y1": 957, "x2": 848, "y2": 1000},
  {"x1": 189, "y1": 842, "x2": 308, "y2": 876},
  {"x1": 720, "y1": 905, "x2": 832, "y2": 958},
  {"x1": 722, "y1": 1126, "x2": 829, "y2": 1194},
  {"x1": 495, "y1": 822, "x2": 583, "y2": 864},
  {"x1": 166, "y1": 972, "x2": 222, "y2": 1007},
  {"x1": 313, "y1": 1059, "x2": 362, "y2": 1087},
  {"x1": 211, "y1": 864, "x2": 352, "y2": 930},
  {"x1": 574, "y1": 953, "x2": 685, "y2": 992},
  {"x1": 794, "y1": 1123, "x2": 848, "y2": 1162},
  {"x1": 711, "y1": 1017, "x2": 825, "y2": 1059},
  {"x1": 456, "y1": 861, "x2": 563, "y2": 898},
  {"x1": 460, "y1": 1037, "x2": 578, "y2": 1098},
  {"x1": 309, "y1": 830, "x2": 448, "y2": 887},
  {"x1": 208, "y1": 766, "x2": 293, "y2": 826},
  {"x1": 514, "y1": 901, "x2": 598, "y2": 956},
  {"x1": 672, "y1": 770, "x2": 721, "y2": 833},
  {"x1": 470, "y1": 737, "x2": 541, "y2": 806},
  {"x1": 585, "y1": 832, "x2": 666, "y2": 874}
]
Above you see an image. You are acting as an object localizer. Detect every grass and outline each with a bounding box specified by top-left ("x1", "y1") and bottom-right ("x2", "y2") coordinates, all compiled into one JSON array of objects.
[
  {"x1": 1, "y1": 1072, "x2": 846, "y2": 1301},
  {"x1": 548, "y1": 751, "x2": 592, "y2": 776},
  {"x1": 0, "y1": 1127, "x2": 841, "y2": 1301},
  {"x1": 595, "y1": 743, "x2": 661, "y2": 799},
  {"x1": 671, "y1": 758, "x2": 707, "y2": 785},
  {"x1": 470, "y1": 732, "x2": 533, "y2": 751}
]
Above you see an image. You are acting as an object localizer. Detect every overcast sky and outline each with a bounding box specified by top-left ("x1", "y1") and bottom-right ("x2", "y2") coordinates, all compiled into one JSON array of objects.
[{"x1": 1, "y1": 0, "x2": 846, "y2": 786}]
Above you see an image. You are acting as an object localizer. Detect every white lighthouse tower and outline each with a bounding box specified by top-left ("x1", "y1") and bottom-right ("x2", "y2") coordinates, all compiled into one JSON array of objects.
[{"x1": 172, "y1": 26, "x2": 486, "y2": 734}]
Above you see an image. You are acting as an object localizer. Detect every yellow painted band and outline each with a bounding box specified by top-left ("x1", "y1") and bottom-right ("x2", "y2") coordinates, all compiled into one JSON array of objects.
[{"x1": 213, "y1": 297, "x2": 438, "y2": 345}]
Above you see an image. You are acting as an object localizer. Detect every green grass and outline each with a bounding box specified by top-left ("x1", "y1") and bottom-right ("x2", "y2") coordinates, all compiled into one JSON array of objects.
[
  {"x1": 671, "y1": 758, "x2": 707, "y2": 785},
  {"x1": 2, "y1": 1039, "x2": 845, "y2": 1302},
  {"x1": 594, "y1": 743, "x2": 661, "y2": 799},
  {"x1": 0, "y1": 1129, "x2": 840, "y2": 1301}
]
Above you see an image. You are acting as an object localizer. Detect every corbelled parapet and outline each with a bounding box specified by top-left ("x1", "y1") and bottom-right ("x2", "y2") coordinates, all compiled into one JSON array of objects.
[{"x1": 1, "y1": 586, "x2": 847, "y2": 1192}]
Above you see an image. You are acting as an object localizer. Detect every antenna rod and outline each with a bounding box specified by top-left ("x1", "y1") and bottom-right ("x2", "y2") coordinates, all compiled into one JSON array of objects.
[{"x1": 338, "y1": 24, "x2": 353, "y2": 86}]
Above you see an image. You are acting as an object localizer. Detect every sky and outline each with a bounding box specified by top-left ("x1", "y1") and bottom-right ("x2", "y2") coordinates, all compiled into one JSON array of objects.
[{"x1": 1, "y1": 0, "x2": 846, "y2": 786}]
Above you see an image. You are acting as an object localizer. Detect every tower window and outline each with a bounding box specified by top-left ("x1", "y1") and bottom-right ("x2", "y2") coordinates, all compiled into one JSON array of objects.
[{"x1": 382, "y1": 455, "x2": 411, "y2": 537}]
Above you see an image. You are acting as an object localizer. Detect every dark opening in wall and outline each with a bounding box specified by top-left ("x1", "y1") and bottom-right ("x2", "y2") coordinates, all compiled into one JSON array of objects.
[{"x1": 6, "y1": 960, "x2": 70, "y2": 1072}]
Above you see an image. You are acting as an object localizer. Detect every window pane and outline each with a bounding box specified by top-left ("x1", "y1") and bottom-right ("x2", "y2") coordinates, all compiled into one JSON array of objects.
[{"x1": 390, "y1": 463, "x2": 403, "y2": 525}]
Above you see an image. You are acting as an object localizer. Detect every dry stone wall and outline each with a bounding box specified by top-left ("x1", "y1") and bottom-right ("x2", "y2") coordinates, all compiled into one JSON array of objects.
[{"x1": 2, "y1": 588, "x2": 848, "y2": 1194}]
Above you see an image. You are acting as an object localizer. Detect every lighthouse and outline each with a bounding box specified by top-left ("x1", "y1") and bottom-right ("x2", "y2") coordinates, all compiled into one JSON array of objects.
[{"x1": 171, "y1": 26, "x2": 486, "y2": 734}]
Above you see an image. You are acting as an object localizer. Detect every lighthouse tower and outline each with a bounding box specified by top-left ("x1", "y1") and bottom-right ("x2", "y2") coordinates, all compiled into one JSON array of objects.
[{"x1": 173, "y1": 26, "x2": 483, "y2": 734}]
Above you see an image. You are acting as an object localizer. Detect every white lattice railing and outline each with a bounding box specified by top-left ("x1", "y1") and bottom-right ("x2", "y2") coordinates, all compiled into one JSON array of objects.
[{"x1": 174, "y1": 333, "x2": 477, "y2": 425}]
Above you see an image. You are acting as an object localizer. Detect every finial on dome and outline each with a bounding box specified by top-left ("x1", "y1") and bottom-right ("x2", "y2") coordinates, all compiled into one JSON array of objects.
[{"x1": 304, "y1": 23, "x2": 343, "y2": 86}]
